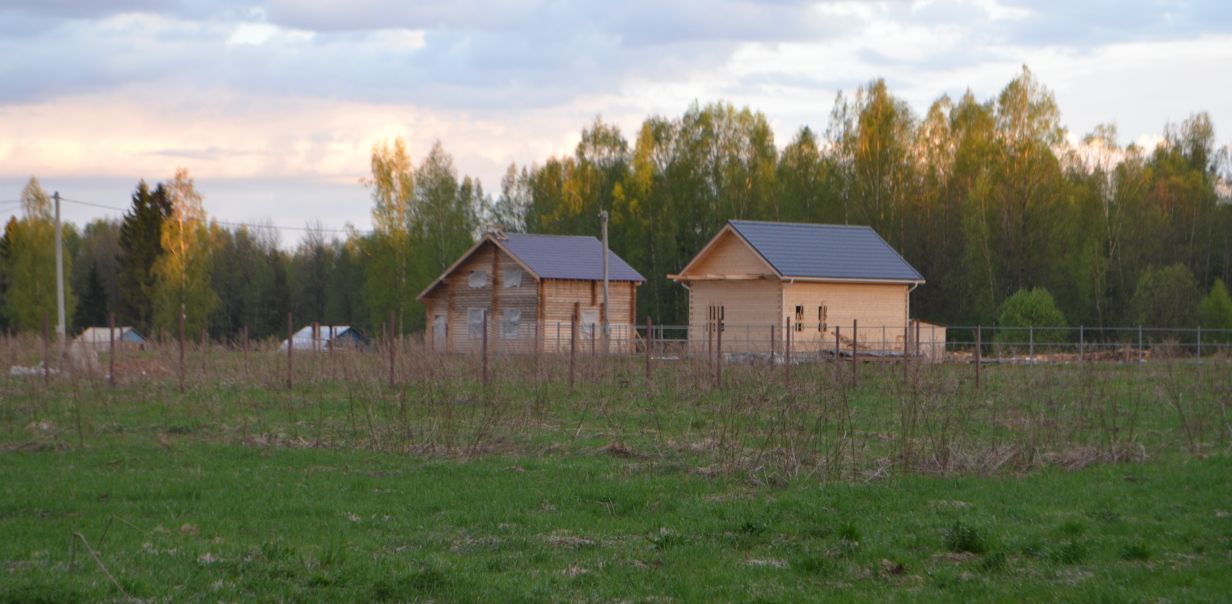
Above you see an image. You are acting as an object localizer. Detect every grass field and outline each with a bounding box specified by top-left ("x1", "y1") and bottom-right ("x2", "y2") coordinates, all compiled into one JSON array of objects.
[{"x1": 2, "y1": 346, "x2": 1230, "y2": 602}]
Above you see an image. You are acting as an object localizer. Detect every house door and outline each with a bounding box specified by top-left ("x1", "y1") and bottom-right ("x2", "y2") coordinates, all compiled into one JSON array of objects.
[{"x1": 433, "y1": 314, "x2": 447, "y2": 352}]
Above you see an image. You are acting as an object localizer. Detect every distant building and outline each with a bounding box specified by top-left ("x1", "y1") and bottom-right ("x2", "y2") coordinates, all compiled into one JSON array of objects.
[
  {"x1": 670, "y1": 220, "x2": 942, "y2": 356},
  {"x1": 417, "y1": 231, "x2": 645, "y2": 353},
  {"x1": 73, "y1": 326, "x2": 145, "y2": 351},
  {"x1": 279, "y1": 325, "x2": 368, "y2": 351}
]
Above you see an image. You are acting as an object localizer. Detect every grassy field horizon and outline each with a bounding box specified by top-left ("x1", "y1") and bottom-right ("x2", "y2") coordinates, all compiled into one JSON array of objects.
[{"x1": 2, "y1": 351, "x2": 1229, "y2": 601}]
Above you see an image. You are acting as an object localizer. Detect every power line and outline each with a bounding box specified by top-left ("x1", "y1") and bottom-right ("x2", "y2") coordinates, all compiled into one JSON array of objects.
[{"x1": 57, "y1": 196, "x2": 370, "y2": 236}]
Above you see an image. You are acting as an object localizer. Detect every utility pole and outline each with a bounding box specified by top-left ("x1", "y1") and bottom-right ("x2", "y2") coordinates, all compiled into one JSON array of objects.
[
  {"x1": 599, "y1": 210, "x2": 610, "y2": 353},
  {"x1": 53, "y1": 191, "x2": 66, "y2": 345}
]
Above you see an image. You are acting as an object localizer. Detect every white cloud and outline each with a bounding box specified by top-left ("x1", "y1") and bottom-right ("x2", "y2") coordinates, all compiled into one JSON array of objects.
[{"x1": 1, "y1": 0, "x2": 1230, "y2": 240}]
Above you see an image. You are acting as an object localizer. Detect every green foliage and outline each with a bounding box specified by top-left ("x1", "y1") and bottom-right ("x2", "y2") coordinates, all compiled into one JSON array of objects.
[
  {"x1": 117, "y1": 181, "x2": 171, "y2": 334},
  {"x1": 1199, "y1": 279, "x2": 1232, "y2": 329},
  {"x1": 1, "y1": 178, "x2": 75, "y2": 331},
  {"x1": 7, "y1": 68, "x2": 1232, "y2": 337},
  {"x1": 994, "y1": 287, "x2": 1067, "y2": 345},
  {"x1": 73, "y1": 261, "x2": 109, "y2": 330},
  {"x1": 1131, "y1": 264, "x2": 1201, "y2": 327},
  {"x1": 151, "y1": 168, "x2": 219, "y2": 336}
]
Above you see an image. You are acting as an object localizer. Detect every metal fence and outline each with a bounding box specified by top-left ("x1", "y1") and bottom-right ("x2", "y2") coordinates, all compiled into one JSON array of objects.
[{"x1": 632, "y1": 322, "x2": 1232, "y2": 363}]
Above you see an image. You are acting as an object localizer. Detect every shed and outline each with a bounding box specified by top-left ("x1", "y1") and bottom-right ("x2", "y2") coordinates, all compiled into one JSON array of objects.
[
  {"x1": 73, "y1": 326, "x2": 145, "y2": 351},
  {"x1": 669, "y1": 220, "x2": 935, "y2": 356},
  {"x1": 279, "y1": 325, "x2": 368, "y2": 351},
  {"x1": 416, "y1": 231, "x2": 645, "y2": 353}
]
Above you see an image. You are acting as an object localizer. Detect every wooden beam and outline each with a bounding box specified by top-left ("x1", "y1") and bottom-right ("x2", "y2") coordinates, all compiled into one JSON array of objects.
[{"x1": 667, "y1": 273, "x2": 775, "y2": 282}]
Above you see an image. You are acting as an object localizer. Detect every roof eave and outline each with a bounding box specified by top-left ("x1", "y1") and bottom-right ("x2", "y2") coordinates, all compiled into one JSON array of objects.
[{"x1": 781, "y1": 275, "x2": 926, "y2": 285}]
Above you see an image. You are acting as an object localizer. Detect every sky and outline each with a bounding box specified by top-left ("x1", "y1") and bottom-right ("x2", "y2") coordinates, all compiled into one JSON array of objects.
[{"x1": 2, "y1": 0, "x2": 1231, "y2": 245}]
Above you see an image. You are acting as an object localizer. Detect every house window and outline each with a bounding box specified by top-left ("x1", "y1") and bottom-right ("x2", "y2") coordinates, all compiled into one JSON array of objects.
[
  {"x1": 707, "y1": 305, "x2": 725, "y2": 332},
  {"x1": 468, "y1": 308, "x2": 486, "y2": 339},
  {"x1": 501, "y1": 267, "x2": 522, "y2": 288},
  {"x1": 501, "y1": 309, "x2": 521, "y2": 339},
  {"x1": 795, "y1": 305, "x2": 804, "y2": 332},
  {"x1": 468, "y1": 270, "x2": 489, "y2": 288},
  {"x1": 581, "y1": 310, "x2": 599, "y2": 338},
  {"x1": 818, "y1": 305, "x2": 828, "y2": 332}
]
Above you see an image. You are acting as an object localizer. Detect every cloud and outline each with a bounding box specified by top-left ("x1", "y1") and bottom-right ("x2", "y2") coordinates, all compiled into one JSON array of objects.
[
  {"x1": 0, "y1": 1, "x2": 852, "y2": 111},
  {"x1": 2, "y1": 0, "x2": 1231, "y2": 241}
]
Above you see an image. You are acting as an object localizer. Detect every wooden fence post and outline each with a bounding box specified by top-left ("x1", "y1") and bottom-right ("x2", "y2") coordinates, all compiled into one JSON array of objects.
[
  {"x1": 1079, "y1": 325, "x2": 1084, "y2": 363},
  {"x1": 769, "y1": 324, "x2": 776, "y2": 367},
  {"x1": 481, "y1": 310, "x2": 489, "y2": 389},
  {"x1": 903, "y1": 322, "x2": 910, "y2": 380},
  {"x1": 915, "y1": 320, "x2": 921, "y2": 359},
  {"x1": 201, "y1": 326, "x2": 209, "y2": 380},
  {"x1": 286, "y1": 311, "x2": 293, "y2": 390},
  {"x1": 645, "y1": 316, "x2": 652, "y2": 384},
  {"x1": 975, "y1": 325, "x2": 982, "y2": 389},
  {"x1": 43, "y1": 313, "x2": 50, "y2": 384},
  {"x1": 179, "y1": 304, "x2": 186, "y2": 392},
  {"x1": 834, "y1": 325, "x2": 841, "y2": 369},
  {"x1": 715, "y1": 318, "x2": 723, "y2": 389},
  {"x1": 785, "y1": 317, "x2": 792, "y2": 387},
  {"x1": 108, "y1": 312, "x2": 116, "y2": 388},
  {"x1": 569, "y1": 303, "x2": 578, "y2": 390},
  {"x1": 851, "y1": 319, "x2": 858, "y2": 387},
  {"x1": 241, "y1": 325, "x2": 249, "y2": 379},
  {"x1": 388, "y1": 311, "x2": 396, "y2": 388}
]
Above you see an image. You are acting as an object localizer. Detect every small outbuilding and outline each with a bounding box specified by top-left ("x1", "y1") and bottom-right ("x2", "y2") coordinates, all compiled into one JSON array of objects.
[
  {"x1": 279, "y1": 325, "x2": 368, "y2": 351},
  {"x1": 73, "y1": 326, "x2": 146, "y2": 351},
  {"x1": 417, "y1": 231, "x2": 645, "y2": 353},
  {"x1": 669, "y1": 220, "x2": 937, "y2": 356}
]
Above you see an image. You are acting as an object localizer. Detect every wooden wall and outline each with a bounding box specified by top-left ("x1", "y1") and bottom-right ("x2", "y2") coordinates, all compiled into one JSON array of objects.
[
  {"x1": 422, "y1": 241, "x2": 540, "y2": 354},
  {"x1": 422, "y1": 240, "x2": 641, "y2": 354},
  {"x1": 781, "y1": 282, "x2": 909, "y2": 352},
  {"x1": 687, "y1": 280, "x2": 780, "y2": 353},
  {"x1": 687, "y1": 228, "x2": 775, "y2": 276},
  {"x1": 540, "y1": 279, "x2": 639, "y2": 354}
]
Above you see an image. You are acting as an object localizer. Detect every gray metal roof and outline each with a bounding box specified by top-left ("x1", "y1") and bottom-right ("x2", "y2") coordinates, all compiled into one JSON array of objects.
[
  {"x1": 500, "y1": 233, "x2": 645, "y2": 282},
  {"x1": 727, "y1": 220, "x2": 924, "y2": 282}
]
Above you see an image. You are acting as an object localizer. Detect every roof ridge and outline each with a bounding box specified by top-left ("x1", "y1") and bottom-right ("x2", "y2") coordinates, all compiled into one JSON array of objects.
[{"x1": 729, "y1": 219, "x2": 873, "y2": 230}]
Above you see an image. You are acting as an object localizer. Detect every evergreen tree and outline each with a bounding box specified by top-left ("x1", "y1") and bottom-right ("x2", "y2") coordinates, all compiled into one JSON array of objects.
[
  {"x1": 117, "y1": 181, "x2": 171, "y2": 333},
  {"x1": 74, "y1": 261, "x2": 108, "y2": 330}
]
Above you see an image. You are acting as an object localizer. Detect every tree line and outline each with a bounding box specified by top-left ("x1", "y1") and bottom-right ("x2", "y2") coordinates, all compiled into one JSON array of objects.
[{"x1": 3, "y1": 67, "x2": 1231, "y2": 341}]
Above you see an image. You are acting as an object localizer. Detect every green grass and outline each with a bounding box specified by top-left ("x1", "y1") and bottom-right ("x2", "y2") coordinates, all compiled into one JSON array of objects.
[
  {"x1": 1, "y1": 355, "x2": 1230, "y2": 601},
  {"x1": 1, "y1": 445, "x2": 1230, "y2": 602}
]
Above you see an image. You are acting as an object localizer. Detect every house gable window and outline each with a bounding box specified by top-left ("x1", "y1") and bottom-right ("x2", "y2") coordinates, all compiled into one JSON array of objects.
[
  {"x1": 501, "y1": 309, "x2": 521, "y2": 339},
  {"x1": 501, "y1": 267, "x2": 522, "y2": 288},
  {"x1": 468, "y1": 308, "x2": 486, "y2": 339},
  {"x1": 468, "y1": 270, "x2": 489, "y2": 289}
]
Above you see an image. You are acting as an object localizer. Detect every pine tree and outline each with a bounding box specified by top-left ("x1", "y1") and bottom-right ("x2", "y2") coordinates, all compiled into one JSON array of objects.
[
  {"x1": 74, "y1": 261, "x2": 108, "y2": 331},
  {"x1": 117, "y1": 181, "x2": 171, "y2": 333}
]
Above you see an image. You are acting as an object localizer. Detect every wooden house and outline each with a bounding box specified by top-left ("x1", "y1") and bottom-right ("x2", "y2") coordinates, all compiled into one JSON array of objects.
[
  {"x1": 417, "y1": 232, "x2": 645, "y2": 353},
  {"x1": 669, "y1": 220, "x2": 934, "y2": 356}
]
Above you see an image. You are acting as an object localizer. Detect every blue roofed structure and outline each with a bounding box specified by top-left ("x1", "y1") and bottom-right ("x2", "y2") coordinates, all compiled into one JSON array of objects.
[
  {"x1": 724, "y1": 220, "x2": 923, "y2": 283},
  {"x1": 670, "y1": 220, "x2": 939, "y2": 357},
  {"x1": 499, "y1": 233, "x2": 645, "y2": 282},
  {"x1": 416, "y1": 230, "x2": 645, "y2": 355}
]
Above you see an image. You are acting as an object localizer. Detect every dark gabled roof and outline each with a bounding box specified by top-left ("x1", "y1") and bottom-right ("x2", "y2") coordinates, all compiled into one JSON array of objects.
[
  {"x1": 417, "y1": 232, "x2": 645, "y2": 300},
  {"x1": 727, "y1": 220, "x2": 924, "y2": 282},
  {"x1": 500, "y1": 233, "x2": 644, "y2": 282}
]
